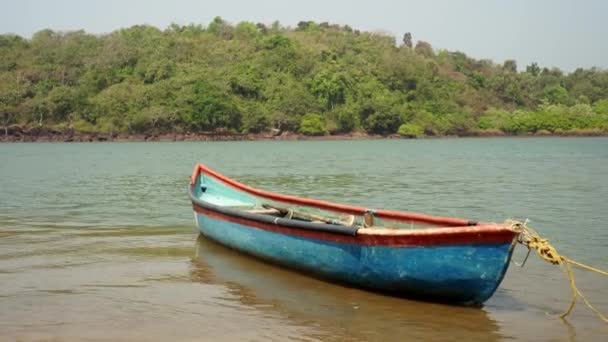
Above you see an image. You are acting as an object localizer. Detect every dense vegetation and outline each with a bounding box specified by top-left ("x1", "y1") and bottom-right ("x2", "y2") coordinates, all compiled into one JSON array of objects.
[{"x1": 1, "y1": 17, "x2": 608, "y2": 138}]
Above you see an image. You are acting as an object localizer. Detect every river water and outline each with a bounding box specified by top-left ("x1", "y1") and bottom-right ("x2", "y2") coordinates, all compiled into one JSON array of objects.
[{"x1": 1, "y1": 138, "x2": 607, "y2": 341}]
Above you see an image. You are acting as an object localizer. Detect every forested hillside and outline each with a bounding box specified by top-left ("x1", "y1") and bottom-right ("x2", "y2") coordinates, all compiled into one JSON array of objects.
[{"x1": 2, "y1": 17, "x2": 608, "y2": 138}]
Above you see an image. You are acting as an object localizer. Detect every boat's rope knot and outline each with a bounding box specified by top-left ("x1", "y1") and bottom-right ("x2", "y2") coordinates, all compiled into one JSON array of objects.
[
  {"x1": 509, "y1": 219, "x2": 561, "y2": 265},
  {"x1": 506, "y1": 219, "x2": 608, "y2": 323}
]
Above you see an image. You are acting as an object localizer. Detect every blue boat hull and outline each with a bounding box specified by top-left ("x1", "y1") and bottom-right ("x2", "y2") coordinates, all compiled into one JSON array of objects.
[{"x1": 195, "y1": 212, "x2": 515, "y2": 305}]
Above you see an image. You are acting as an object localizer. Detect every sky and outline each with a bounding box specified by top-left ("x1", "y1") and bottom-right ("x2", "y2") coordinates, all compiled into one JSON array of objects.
[{"x1": 1, "y1": 0, "x2": 607, "y2": 72}]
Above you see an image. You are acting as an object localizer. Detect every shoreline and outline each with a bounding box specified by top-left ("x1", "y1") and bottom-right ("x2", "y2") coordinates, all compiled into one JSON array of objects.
[{"x1": 1, "y1": 129, "x2": 607, "y2": 143}]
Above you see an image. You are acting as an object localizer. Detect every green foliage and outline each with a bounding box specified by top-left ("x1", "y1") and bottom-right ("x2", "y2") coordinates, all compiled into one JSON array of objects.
[
  {"x1": 136, "y1": 59, "x2": 174, "y2": 84},
  {"x1": 593, "y1": 99, "x2": 608, "y2": 115},
  {"x1": 364, "y1": 111, "x2": 403, "y2": 135},
  {"x1": 398, "y1": 123, "x2": 423, "y2": 137},
  {"x1": 543, "y1": 85, "x2": 570, "y2": 105},
  {"x1": 331, "y1": 103, "x2": 360, "y2": 133},
  {"x1": 414, "y1": 41, "x2": 434, "y2": 57},
  {"x1": 401, "y1": 32, "x2": 412, "y2": 48},
  {"x1": 444, "y1": 112, "x2": 476, "y2": 135},
  {"x1": 296, "y1": 21, "x2": 319, "y2": 32},
  {"x1": 184, "y1": 81, "x2": 241, "y2": 131},
  {"x1": 73, "y1": 119, "x2": 96, "y2": 133},
  {"x1": 526, "y1": 63, "x2": 540, "y2": 76},
  {"x1": 311, "y1": 69, "x2": 349, "y2": 109},
  {"x1": 263, "y1": 73, "x2": 320, "y2": 131},
  {"x1": 234, "y1": 21, "x2": 260, "y2": 40},
  {"x1": 469, "y1": 72, "x2": 486, "y2": 89},
  {"x1": 0, "y1": 71, "x2": 30, "y2": 134},
  {"x1": 96, "y1": 116, "x2": 122, "y2": 134},
  {"x1": 240, "y1": 102, "x2": 269, "y2": 133},
  {"x1": 477, "y1": 108, "x2": 511, "y2": 130},
  {"x1": 503, "y1": 60, "x2": 517, "y2": 73},
  {"x1": 207, "y1": 17, "x2": 233, "y2": 39},
  {"x1": 299, "y1": 113, "x2": 327, "y2": 135},
  {"x1": 47, "y1": 86, "x2": 80, "y2": 121},
  {"x1": 264, "y1": 35, "x2": 292, "y2": 49},
  {"x1": 1, "y1": 20, "x2": 607, "y2": 137},
  {"x1": 128, "y1": 105, "x2": 174, "y2": 133},
  {"x1": 89, "y1": 82, "x2": 146, "y2": 126},
  {"x1": 480, "y1": 103, "x2": 608, "y2": 134}
]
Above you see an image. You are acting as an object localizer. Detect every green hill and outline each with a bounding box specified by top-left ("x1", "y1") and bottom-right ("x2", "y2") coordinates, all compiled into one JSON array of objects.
[{"x1": 2, "y1": 17, "x2": 608, "y2": 138}]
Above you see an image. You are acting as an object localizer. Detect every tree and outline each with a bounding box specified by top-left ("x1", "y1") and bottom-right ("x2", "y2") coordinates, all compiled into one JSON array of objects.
[
  {"x1": 311, "y1": 69, "x2": 349, "y2": 109},
  {"x1": 526, "y1": 62, "x2": 540, "y2": 76},
  {"x1": 183, "y1": 81, "x2": 241, "y2": 132},
  {"x1": 503, "y1": 60, "x2": 517, "y2": 73},
  {"x1": 0, "y1": 72, "x2": 30, "y2": 135},
  {"x1": 234, "y1": 21, "x2": 259, "y2": 40},
  {"x1": 136, "y1": 59, "x2": 174, "y2": 84},
  {"x1": 128, "y1": 105, "x2": 174, "y2": 133},
  {"x1": 331, "y1": 102, "x2": 360, "y2": 133},
  {"x1": 229, "y1": 63, "x2": 264, "y2": 99},
  {"x1": 263, "y1": 73, "x2": 321, "y2": 131},
  {"x1": 398, "y1": 123, "x2": 423, "y2": 137},
  {"x1": 543, "y1": 85, "x2": 569, "y2": 105},
  {"x1": 299, "y1": 113, "x2": 327, "y2": 135},
  {"x1": 89, "y1": 82, "x2": 147, "y2": 127},
  {"x1": 364, "y1": 111, "x2": 403, "y2": 135},
  {"x1": 593, "y1": 99, "x2": 608, "y2": 115},
  {"x1": 241, "y1": 102, "x2": 269, "y2": 133},
  {"x1": 207, "y1": 16, "x2": 233, "y2": 40},
  {"x1": 260, "y1": 35, "x2": 296, "y2": 71},
  {"x1": 1, "y1": 18, "x2": 608, "y2": 139},
  {"x1": 414, "y1": 41, "x2": 433, "y2": 57},
  {"x1": 402, "y1": 32, "x2": 412, "y2": 48},
  {"x1": 47, "y1": 86, "x2": 80, "y2": 122},
  {"x1": 296, "y1": 21, "x2": 317, "y2": 31}
]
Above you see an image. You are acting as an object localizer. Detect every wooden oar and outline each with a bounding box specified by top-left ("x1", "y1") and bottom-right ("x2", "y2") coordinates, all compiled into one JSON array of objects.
[{"x1": 262, "y1": 204, "x2": 355, "y2": 226}]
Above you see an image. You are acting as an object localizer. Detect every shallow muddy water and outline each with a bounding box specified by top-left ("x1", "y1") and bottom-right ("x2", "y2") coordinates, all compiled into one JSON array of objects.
[{"x1": 1, "y1": 138, "x2": 607, "y2": 341}]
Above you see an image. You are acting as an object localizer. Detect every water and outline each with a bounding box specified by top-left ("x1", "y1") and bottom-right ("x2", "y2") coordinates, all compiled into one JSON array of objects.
[{"x1": 0, "y1": 138, "x2": 607, "y2": 341}]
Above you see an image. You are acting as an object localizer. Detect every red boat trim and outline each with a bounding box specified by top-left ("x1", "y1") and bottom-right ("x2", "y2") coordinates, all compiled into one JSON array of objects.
[
  {"x1": 191, "y1": 164, "x2": 475, "y2": 226},
  {"x1": 192, "y1": 203, "x2": 517, "y2": 247}
]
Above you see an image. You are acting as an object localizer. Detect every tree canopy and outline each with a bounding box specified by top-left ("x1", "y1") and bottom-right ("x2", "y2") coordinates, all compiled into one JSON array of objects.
[{"x1": 1, "y1": 18, "x2": 607, "y2": 137}]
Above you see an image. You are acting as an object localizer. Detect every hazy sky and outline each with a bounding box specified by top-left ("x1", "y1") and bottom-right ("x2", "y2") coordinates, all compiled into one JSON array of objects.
[{"x1": 1, "y1": 0, "x2": 606, "y2": 71}]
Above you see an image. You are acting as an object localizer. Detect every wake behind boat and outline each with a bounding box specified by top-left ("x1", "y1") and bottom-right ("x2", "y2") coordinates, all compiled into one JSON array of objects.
[{"x1": 188, "y1": 164, "x2": 519, "y2": 305}]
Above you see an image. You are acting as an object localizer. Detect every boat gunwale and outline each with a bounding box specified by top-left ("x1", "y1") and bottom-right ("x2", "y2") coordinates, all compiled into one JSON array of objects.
[
  {"x1": 192, "y1": 164, "x2": 479, "y2": 227},
  {"x1": 189, "y1": 164, "x2": 517, "y2": 241}
]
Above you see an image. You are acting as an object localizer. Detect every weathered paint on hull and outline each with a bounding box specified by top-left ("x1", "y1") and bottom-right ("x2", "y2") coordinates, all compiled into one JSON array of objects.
[{"x1": 195, "y1": 212, "x2": 515, "y2": 305}]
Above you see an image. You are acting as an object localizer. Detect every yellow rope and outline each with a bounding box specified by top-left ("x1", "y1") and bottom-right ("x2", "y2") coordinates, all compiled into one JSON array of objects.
[{"x1": 507, "y1": 219, "x2": 608, "y2": 322}]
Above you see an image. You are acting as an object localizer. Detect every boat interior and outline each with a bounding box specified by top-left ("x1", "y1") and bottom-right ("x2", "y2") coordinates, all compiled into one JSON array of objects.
[
  {"x1": 247, "y1": 204, "x2": 358, "y2": 227},
  {"x1": 193, "y1": 166, "x2": 473, "y2": 230}
]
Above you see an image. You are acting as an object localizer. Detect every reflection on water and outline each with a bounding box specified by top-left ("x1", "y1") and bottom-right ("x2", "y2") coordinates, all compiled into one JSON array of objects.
[
  {"x1": 1, "y1": 139, "x2": 607, "y2": 341},
  {"x1": 191, "y1": 236, "x2": 503, "y2": 341}
]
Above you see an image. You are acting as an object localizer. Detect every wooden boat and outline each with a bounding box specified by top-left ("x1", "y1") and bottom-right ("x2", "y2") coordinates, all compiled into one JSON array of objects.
[{"x1": 189, "y1": 164, "x2": 519, "y2": 305}]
